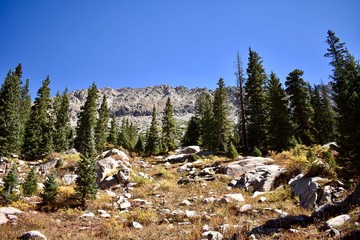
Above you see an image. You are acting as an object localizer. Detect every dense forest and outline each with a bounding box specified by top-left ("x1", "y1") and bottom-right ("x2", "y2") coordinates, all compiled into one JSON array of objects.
[{"x1": 0, "y1": 30, "x2": 359, "y2": 205}]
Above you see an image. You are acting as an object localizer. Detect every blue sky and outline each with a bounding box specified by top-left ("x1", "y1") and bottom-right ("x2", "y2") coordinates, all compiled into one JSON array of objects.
[{"x1": 0, "y1": 0, "x2": 359, "y2": 97}]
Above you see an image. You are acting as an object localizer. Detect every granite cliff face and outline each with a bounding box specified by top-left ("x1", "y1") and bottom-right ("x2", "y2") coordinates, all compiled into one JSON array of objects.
[{"x1": 68, "y1": 85, "x2": 238, "y2": 131}]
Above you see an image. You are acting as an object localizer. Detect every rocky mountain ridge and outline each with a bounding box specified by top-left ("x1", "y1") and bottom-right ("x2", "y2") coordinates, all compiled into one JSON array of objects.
[{"x1": 68, "y1": 85, "x2": 238, "y2": 130}]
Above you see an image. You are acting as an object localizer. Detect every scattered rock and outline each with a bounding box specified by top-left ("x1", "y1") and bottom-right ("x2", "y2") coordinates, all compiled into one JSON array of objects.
[
  {"x1": 80, "y1": 212, "x2": 95, "y2": 218},
  {"x1": 239, "y1": 204, "x2": 252, "y2": 213},
  {"x1": 185, "y1": 210, "x2": 196, "y2": 218},
  {"x1": 223, "y1": 156, "x2": 274, "y2": 177},
  {"x1": 0, "y1": 207, "x2": 23, "y2": 215},
  {"x1": 258, "y1": 197, "x2": 267, "y2": 203},
  {"x1": 62, "y1": 174, "x2": 78, "y2": 186},
  {"x1": 19, "y1": 230, "x2": 47, "y2": 240},
  {"x1": 325, "y1": 214, "x2": 351, "y2": 229},
  {"x1": 96, "y1": 157, "x2": 119, "y2": 185},
  {"x1": 98, "y1": 210, "x2": 111, "y2": 218},
  {"x1": 119, "y1": 200, "x2": 131, "y2": 210},
  {"x1": 180, "y1": 200, "x2": 192, "y2": 206},
  {"x1": 221, "y1": 193, "x2": 245, "y2": 203},
  {"x1": 103, "y1": 149, "x2": 130, "y2": 166},
  {"x1": 202, "y1": 231, "x2": 223, "y2": 240},
  {"x1": 132, "y1": 221, "x2": 143, "y2": 229},
  {"x1": 231, "y1": 165, "x2": 286, "y2": 192},
  {"x1": 99, "y1": 175, "x2": 119, "y2": 190},
  {"x1": 176, "y1": 146, "x2": 201, "y2": 154}
]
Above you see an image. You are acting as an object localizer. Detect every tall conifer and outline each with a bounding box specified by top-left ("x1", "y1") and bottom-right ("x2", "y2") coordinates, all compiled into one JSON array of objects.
[
  {"x1": 53, "y1": 88, "x2": 71, "y2": 152},
  {"x1": 162, "y1": 97, "x2": 177, "y2": 152},
  {"x1": 145, "y1": 105, "x2": 160, "y2": 155},
  {"x1": 95, "y1": 95, "x2": 109, "y2": 153}
]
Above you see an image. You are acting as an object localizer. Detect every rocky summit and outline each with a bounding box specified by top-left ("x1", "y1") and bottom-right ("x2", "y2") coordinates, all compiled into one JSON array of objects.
[{"x1": 68, "y1": 85, "x2": 238, "y2": 130}]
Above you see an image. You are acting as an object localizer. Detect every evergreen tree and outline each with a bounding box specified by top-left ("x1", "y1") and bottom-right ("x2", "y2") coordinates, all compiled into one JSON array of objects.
[
  {"x1": 245, "y1": 48, "x2": 268, "y2": 150},
  {"x1": 212, "y1": 78, "x2": 232, "y2": 151},
  {"x1": 0, "y1": 65, "x2": 22, "y2": 156},
  {"x1": 162, "y1": 97, "x2": 177, "y2": 152},
  {"x1": 145, "y1": 105, "x2": 160, "y2": 155},
  {"x1": 285, "y1": 69, "x2": 314, "y2": 145},
  {"x1": 2, "y1": 166, "x2": 18, "y2": 194},
  {"x1": 268, "y1": 72, "x2": 294, "y2": 151},
  {"x1": 182, "y1": 116, "x2": 201, "y2": 146},
  {"x1": 23, "y1": 76, "x2": 53, "y2": 159},
  {"x1": 75, "y1": 154, "x2": 98, "y2": 205},
  {"x1": 74, "y1": 83, "x2": 98, "y2": 157},
  {"x1": 325, "y1": 30, "x2": 360, "y2": 161},
  {"x1": 235, "y1": 52, "x2": 248, "y2": 150},
  {"x1": 196, "y1": 92, "x2": 214, "y2": 149},
  {"x1": 95, "y1": 95, "x2": 109, "y2": 153},
  {"x1": 107, "y1": 115, "x2": 119, "y2": 147},
  {"x1": 118, "y1": 118, "x2": 137, "y2": 151},
  {"x1": 53, "y1": 88, "x2": 71, "y2": 152},
  {"x1": 19, "y1": 78, "x2": 31, "y2": 147},
  {"x1": 227, "y1": 140, "x2": 239, "y2": 159},
  {"x1": 41, "y1": 174, "x2": 58, "y2": 203},
  {"x1": 22, "y1": 167, "x2": 38, "y2": 196},
  {"x1": 134, "y1": 134, "x2": 145, "y2": 154}
]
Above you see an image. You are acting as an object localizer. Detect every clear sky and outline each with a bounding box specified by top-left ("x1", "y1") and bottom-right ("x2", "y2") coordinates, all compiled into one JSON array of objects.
[{"x1": 0, "y1": 0, "x2": 359, "y2": 97}]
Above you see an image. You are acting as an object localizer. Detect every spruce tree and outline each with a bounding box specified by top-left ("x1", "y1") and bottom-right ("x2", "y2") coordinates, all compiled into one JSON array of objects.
[
  {"x1": 0, "y1": 65, "x2": 22, "y2": 156},
  {"x1": 95, "y1": 95, "x2": 109, "y2": 153},
  {"x1": 19, "y1": 78, "x2": 31, "y2": 147},
  {"x1": 2, "y1": 166, "x2": 18, "y2": 194},
  {"x1": 41, "y1": 174, "x2": 58, "y2": 203},
  {"x1": 145, "y1": 105, "x2": 160, "y2": 156},
  {"x1": 245, "y1": 48, "x2": 268, "y2": 150},
  {"x1": 74, "y1": 83, "x2": 98, "y2": 157},
  {"x1": 75, "y1": 154, "x2": 98, "y2": 205},
  {"x1": 22, "y1": 167, "x2": 38, "y2": 196},
  {"x1": 285, "y1": 69, "x2": 314, "y2": 145},
  {"x1": 325, "y1": 30, "x2": 360, "y2": 161},
  {"x1": 134, "y1": 134, "x2": 145, "y2": 154},
  {"x1": 23, "y1": 76, "x2": 53, "y2": 159},
  {"x1": 182, "y1": 116, "x2": 201, "y2": 146},
  {"x1": 212, "y1": 78, "x2": 232, "y2": 151},
  {"x1": 118, "y1": 118, "x2": 137, "y2": 151},
  {"x1": 197, "y1": 92, "x2": 214, "y2": 150},
  {"x1": 107, "y1": 115, "x2": 119, "y2": 147},
  {"x1": 268, "y1": 72, "x2": 294, "y2": 151},
  {"x1": 227, "y1": 140, "x2": 239, "y2": 159},
  {"x1": 53, "y1": 88, "x2": 71, "y2": 152},
  {"x1": 162, "y1": 97, "x2": 177, "y2": 152},
  {"x1": 235, "y1": 52, "x2": 248, "y2": 150}
]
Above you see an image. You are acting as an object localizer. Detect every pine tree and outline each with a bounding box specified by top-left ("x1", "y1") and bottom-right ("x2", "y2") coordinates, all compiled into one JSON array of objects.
[
  {"x1": 196, "y1": 92, "x2": 214, "y2": 150},
  {"x1": 19, "y1": 78, "x2": 31, "y2": 147},
  {"x1": 182, "y1": 116, "x2": 201, "y2": 146},
  {"x1": 0, "y1": 65, "x2": 22, "y2": 156},
  {"x1": 74, "y1": 83, "x2": 98, "y2": 157},
  {"x1": 53, "y1": 88, "x2": 71, "y2": 152},
  {"x1": 245, "y1": 48, "x2": 268, "y2": 150},
  {"x1": 235, "y1": 52, "x2": 248, "y2": 150},
  {"x1": 118, "y1": 118, "x2": 137, "y2": 151},
  {"x1": 3, "y1": 166, "x2": 18, "y2": 194},
  {"x1": 75, "y1": 154, "x2": 98, "y2": 205},
  {"x1": 227, "y1": 140, "x2": 239, "y2": 159},
  {"x1": 22, "y1": 167, "x2": 38, "y2": 196},
  {"x1": 285, "y1": 69, "x2": 314, "y2": 145},
  {"x1": 41, "y1": 174, "x2": 58, "y2": 203},
  {"x1": 162, "y1": 97, "x2": 177, "y2": 152},
  {"x1": 212, "y1": 78, "x2": 232, "y2": 151},
  {"x1": 95, "y1": 95, "x2": 109, "y2": 153},
  {"x1": 23, "y1": 76, "x2": 53, "y2": 159},
  {"x1": 145, "y1": 105, "x2": 160, "y2": 156},
  {"x1": 134, "y1": 134, "x2": 145, "y2": 154},
  {"x1": 268, "y1": 72, "x2": 294, "y2": 151},
  {"x1": 107, "y1": 115, "x2": 119, "y2": 147},
  {"x1": 325, "y1": 30, "x2": 360, "y2": 161}
]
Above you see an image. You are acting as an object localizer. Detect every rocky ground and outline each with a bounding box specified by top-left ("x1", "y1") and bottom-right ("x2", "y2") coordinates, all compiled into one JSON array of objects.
[{"x1": 0, "y1": 145, "x2": 359, "y2": 240}]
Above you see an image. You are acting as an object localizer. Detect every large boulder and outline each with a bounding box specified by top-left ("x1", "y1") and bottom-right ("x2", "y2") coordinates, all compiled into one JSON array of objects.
[
  {"x1": 0, "y1": 213, "x2": 8, "y2": 225},
  {"x1": 103, "y1": 149, "x2": 130, "y2": 167},
  {"x1": 96, "y1": 157, "x2": 119, "y2": 185},
  {"x1": 230, "y1": 164, "x2": 286, "y2": 192},
  {"x1": 175, "y1": 146, "x2": 201, "y2": 154},
  {"x1": 223, "y1": 156, "x2": 274, "y2": 177},
  {"x1": 325, "y1": 214, "x2": 351, "y2": 229}
]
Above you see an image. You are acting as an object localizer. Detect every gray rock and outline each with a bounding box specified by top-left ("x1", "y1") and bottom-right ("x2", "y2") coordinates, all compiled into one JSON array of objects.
[
  {"x1": 66, "y1": 148, "x2": 79, "y2": 154},
  {"x1": 132, "y1": 221, "x2": 143, "y2": 229},
  {"x1": 98, "y1": 210, "x2": 111, "y2": 218},
  {"x1": 289, "y1": 174, "x2": 329, "y2": 209},
  {"x1": 222, "y1": 193, "x2": 245, "y2": 202},
  {"x1": 176, "y1": 146, "x2": 201, "y2": 154},
  {"x1": 185, "y1": 210, "x2": 196, "y2": 218},
  {"x1": 232, "y1": 165, "x2": 286, "y2": 192},
  {"x1": 103, "y1": 149, "x2": 130, "y2": 166},
  {"x1": 202, "y1": 231, "x2": 223, "y2": 240},
  {"x1": 119, "y1": 200, "x2": 131, "y2": 210},
  {"x1": 19, "y1": 230, "x2": 47, "y2": 240},
  {"x1": 224, "y1": 156, "x2": 274, "y2": 177},
  {"x1": 99, "y1": 175, "x2": 119, "y2": 190},
  {"x1": 325, "y1": 214, "x2": 351, "y2": 229},
  {"x1": 62, "y1": 174, "x2": 78, "y2": 186},
  {"x1": 0, "y1": 207, "x2": 23, "y2": 215},
  {"x1": 239, "y1": 204, "x2": 252, "y2": 213},
  {"x1": 0, "y1": 213, "x2": 8, "y2": 225},
  {"x1": 96, "y1": 157, "x2": 119, "y2": 185},
  {"x1": 80, "y1": 212, "x2": 95, "y2": 218}
]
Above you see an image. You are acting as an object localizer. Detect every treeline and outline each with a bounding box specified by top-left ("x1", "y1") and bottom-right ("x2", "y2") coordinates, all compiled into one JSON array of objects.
[
  {"x1": 182, "y1": 31, "x2": 360, "y2": 170},
  {"x1": 0, "y1": 30, "x2": 359, "y2": 170}
]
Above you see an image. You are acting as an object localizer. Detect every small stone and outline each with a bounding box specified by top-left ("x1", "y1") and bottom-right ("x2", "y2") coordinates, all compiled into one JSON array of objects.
[
  {"x1": 203, "y1": 224, "x2": 210, "y2": 231},
  {"x1": 258, "y1": 196, "x2": 267, "y2": 202},
  {"x1": 120, "y1": 201, "x2": 131, "y2": 210},
  {"x1": 185, "y1": 210, "x2": 196, "y2": 218},
  {"x1": 223, "y1": 193, "x2": 245, "y2": 202},
  {"x1": 98, "y1": 210, "x2": 111, "y2": 218},
  {"x1": 80, "y1": 212, "x2": 95, "y2": 218},
  {"x1": 181, "y1": 200, "x2": 192, "y2": 206},
  {"x1": 132, "y1": 221, "x2": 143, "y2": 229},
  {"x1": 239, "y1": 204, "x2": 252, "y2": 213},
  {"x1": 178, "y1": 221, "x2": 191, "y2": 225},
  {"x1": 202, "y1": 231, "x2": 223, "y2": 240},
  {"x1": 19, "y1": 230, "x2": 47, "y2": 240},
  {"x1": 105, "y1": 190, "x2": 116, "y2": 197},
  {"x1": 326, "y1": 214, "x2": 351, "y2": 229},
  {"x1": 252, "y1": 191, "x2": 266, "y2": 198}
]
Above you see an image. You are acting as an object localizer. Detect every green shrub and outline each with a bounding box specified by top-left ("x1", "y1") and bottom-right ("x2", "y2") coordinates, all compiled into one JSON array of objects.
[
  {"x1": 252, "y1": 147, "x2": 262, "y2": 157},
  {"x1": 227, "y1": 141, "x2": 239, "y2": 159}
]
